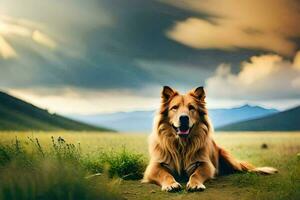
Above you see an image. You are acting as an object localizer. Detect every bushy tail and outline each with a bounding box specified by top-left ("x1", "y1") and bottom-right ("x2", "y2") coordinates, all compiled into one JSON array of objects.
[{"x1": 218, "y1": 147, "x2": 278, "y2": 175}]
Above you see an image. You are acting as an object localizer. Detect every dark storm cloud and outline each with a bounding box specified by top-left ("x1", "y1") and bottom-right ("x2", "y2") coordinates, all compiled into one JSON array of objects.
[
  {"x1": 2, "y1": 0, "x2": 299, "y2": 99},
  {"x1": 1, "y1": 0, "x2": 300, "y2": 113},
  {"x1": 0, "y1": 0, "x2": 270, "y2": 93},
  {"x1": 83, "y1": 0, "x2": 265, "y2": 71}
]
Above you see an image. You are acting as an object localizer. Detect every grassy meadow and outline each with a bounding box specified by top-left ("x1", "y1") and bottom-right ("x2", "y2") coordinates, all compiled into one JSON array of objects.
[{"x1": 0, "y1": 131, "x2": 299, "y2": 200}]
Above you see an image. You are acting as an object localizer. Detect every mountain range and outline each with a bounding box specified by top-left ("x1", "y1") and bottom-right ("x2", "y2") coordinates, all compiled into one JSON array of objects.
[
  {"x1": 0, "y1": 91, "x2": 113, "y2": 132},
  {"x1": 68, "y1": 105, "x2": 279, "y2": 132},
  {"x1": 217, "y1": 106, "x2": 300, "y2": 131},
  {"x1": 1, "y1": 90, "x2": 299, "y2": 132}
]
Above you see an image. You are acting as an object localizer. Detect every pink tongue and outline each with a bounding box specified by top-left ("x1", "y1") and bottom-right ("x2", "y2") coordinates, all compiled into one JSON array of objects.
[{"x1": 178, "y1": 129, "x2": 189, "y2": 135}]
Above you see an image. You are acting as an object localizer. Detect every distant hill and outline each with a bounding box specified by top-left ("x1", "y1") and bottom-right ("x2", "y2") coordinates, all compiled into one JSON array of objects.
[
  {"x1": 68, "y1": 105, "x2": 278, "y2": 132},
  {"x1": 68, "y1": 111, "x2": 156, "y2": 132},
  {"x1": 217, "y1": 106, "x2": 300, "y2": 131},
  {"x1": 0, "y1": 91, "x2": 113, "y2": 131},
  {"x1": 209, "y1": 104, "x2": 278, "y2": 127}
]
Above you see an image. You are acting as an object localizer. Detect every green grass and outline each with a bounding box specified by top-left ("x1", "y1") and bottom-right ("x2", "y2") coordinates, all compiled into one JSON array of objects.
[
  {"x1": 82, "y1": 148, "x2": 145, "y2": 179},
  {"x1": 0, "y1": 134, "x2": 143, "y2": 200},
  {"x1": 0, "y1": 132, "x2": 299, "y2": 200}
]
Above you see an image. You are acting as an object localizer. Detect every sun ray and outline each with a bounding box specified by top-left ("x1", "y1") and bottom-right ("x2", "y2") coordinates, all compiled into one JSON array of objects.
[{"x1": 0, "y1": 35, "x2": 17, "y2": 59}]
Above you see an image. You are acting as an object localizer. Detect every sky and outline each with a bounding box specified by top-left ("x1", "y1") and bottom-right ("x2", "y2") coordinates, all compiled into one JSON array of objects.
[{"x1": 0, "y1": 0, "x2": 300, "y2": 114}]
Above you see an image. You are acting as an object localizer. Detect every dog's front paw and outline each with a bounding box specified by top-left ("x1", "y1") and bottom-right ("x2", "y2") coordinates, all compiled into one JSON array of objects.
[
  {"x1": 186, "y1": 180, "x2": 206, "y2": 192},
  {"x1": 161, "y1": 181, "x2": 182, "y2": 192}
]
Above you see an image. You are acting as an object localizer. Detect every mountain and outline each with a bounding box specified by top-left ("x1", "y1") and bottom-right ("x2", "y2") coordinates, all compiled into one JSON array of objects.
[
  {"x1": 68, "y1": 111, "x2": 156, "y2": 132},
  {"x1": 68, "y1": 104, "x2": 278, "y2": 132},
  {"x1": 217, "y1": 106, "x2": 300, "y2": 131},
  {"x1": 0, "y1": 91, "x2": 113, "y2": 132},
  {"x1": 209, "y1": 104, "x2": 278, "y2": 127}
]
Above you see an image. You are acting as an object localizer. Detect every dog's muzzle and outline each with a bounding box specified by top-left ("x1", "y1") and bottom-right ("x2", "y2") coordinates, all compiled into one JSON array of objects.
[{"x1": 172, "y1": 115, "x2": 192, "y2": 137}]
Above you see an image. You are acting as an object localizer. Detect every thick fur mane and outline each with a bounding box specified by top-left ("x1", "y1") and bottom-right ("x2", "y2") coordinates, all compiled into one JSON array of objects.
[{"x1": 150, "y1": 95, "x2": 213, "y2": 175}]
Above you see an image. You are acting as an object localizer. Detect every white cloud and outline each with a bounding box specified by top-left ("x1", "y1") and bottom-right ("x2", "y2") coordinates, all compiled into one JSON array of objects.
[
  {"x1": 7, "y1": 82, "x2": 300, "y2": 115},
  {"x1": 164, "y1": 0, "x2": 300, "y2": 55},
  {"x1": 8, "y1": 87, "x2": 160, "y2": 115},
  {"x1": 205, "y1": 52, "x2": 300, "y2": 100}
]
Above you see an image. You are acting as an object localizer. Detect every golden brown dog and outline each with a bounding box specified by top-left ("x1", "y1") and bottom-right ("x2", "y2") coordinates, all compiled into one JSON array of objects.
[{"x1": 143, "y1": 86, "x2": 277, "y2": 192}]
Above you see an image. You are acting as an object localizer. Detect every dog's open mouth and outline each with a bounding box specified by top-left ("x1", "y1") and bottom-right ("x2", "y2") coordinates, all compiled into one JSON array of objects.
[{"x1": 172, "y1": 124, "x2": 191, "y2": 136}]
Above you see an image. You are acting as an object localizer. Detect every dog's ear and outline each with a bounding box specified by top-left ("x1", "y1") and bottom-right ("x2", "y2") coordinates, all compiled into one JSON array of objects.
[
  {"x1": 190, "y1": 86, "x2": 206, "y2": 101},
  {"x1": 161, "y1": 86, "x2": 176, "y2": 102}
]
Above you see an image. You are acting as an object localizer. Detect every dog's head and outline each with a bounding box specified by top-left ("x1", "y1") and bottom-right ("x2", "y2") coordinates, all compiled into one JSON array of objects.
[{"x1": 160, "y1": 86, "x2": 207, "y2": 137}]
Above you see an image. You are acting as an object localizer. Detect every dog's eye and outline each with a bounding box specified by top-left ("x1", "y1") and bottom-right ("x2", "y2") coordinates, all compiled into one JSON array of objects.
[
  {"x1": 188, "y1": 105, "x2": 195, "y2": 111},
  {"x1": 170, "y1": 105, "x2": 179, "y2": 111}
]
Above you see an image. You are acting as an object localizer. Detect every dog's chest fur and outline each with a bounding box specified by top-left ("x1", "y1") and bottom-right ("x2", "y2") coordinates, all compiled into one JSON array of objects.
[{"x1": 154, "y1": 128, "x2": 210, "y2": 175}]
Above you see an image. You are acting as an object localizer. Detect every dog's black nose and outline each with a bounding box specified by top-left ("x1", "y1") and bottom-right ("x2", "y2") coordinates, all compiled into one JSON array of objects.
[{"x1": 179, "y1": 115, "x2": 189, "y2": 125}]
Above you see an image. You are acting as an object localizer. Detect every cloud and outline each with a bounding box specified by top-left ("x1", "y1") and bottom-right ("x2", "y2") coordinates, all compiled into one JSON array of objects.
[
  {"x1": 0, "y1": 15, "x2": 58, "y2": 59},
  {"x1": 136, "y1": 59, "x2": 212, "y2": 88},
  {"x1": 164, "y1": 0, "x2": 300, "y2": 55},
  {"x1": 8, "y1": 87, "x2": 160, "y2": 114},
  {"x1": 0, "y1": 36, "x2": 17, "y2": 58},
  {"x1": 166, "y1": 18, "x2": 295, "y2": 56},
  {"x1": 1, "y1": 0, "x2": 300, "y2": 113},
  {"x1": 0, "y1": 17, "x2": 32, "y2": 36},
  {"x1": 205, "y1": 52, "x2": 300, "y2": 100},
  {"x1": 293, "y1": 51, "x2": 300, "y2": 70},
  {"x1": 0, "y1": 0, "x2": 113, "y2": 60},
  {"x1": 32, "y1": 30, "x2": 56, "y2": 49},
  {"x1": 0, "y1": 0, "x2": 112, "y2": 48},
  {"x1": 0, "y1": 0, "x2": 281, "y2": 91}
]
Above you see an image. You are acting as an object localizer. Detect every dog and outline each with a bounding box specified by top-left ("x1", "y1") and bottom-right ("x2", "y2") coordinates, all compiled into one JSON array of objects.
[{"x1": 142, "y1": 86, "x2": 277, "y2": 192}]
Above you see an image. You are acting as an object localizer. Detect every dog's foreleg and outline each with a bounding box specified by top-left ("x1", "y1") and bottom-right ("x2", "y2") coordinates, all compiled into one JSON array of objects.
[
  {"x1": 142, "y1": 162, "x2": 181, "y2": 192},
  {"x1": 186, "y1": 161, "x2": 215, "y2": 192}
]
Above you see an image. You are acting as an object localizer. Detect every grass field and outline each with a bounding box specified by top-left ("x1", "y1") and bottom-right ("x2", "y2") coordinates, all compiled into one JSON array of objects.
[{"x1": 0, "y1": 132, "x2": 299, "y2": 200}]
